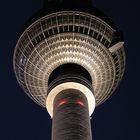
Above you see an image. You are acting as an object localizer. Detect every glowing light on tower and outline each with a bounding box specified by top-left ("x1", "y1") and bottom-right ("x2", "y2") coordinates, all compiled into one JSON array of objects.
[{"x1": 13, "y1": 0, "x2": 125, "y2": 139}]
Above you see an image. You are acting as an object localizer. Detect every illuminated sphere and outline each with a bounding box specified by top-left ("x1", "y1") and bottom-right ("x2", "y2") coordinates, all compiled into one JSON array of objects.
[{"x1": 13, "y1": 6, "x2": 125, "y2": 116}]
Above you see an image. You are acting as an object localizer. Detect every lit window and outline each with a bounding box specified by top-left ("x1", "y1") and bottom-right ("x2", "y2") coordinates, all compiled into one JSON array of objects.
[{"x1": 19, "y1": 55, "x2": 26, "y2": 66}]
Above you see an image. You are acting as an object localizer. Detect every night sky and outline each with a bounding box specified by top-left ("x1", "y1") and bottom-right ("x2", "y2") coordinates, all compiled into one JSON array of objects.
[{"x1": 1, "y1": 0, "x2": 140, "y2": 140}]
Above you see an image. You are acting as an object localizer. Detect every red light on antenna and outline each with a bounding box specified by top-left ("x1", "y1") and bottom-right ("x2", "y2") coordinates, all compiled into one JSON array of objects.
[
  {"x1": 58, "y1": 99, "x2": 68, "y2": 107},
  {"x1": 76, "y1": 100, "x2": 85, "y2": 107}
]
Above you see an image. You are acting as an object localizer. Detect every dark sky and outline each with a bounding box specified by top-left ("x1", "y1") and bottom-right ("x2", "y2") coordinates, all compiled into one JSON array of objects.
[{"x1": 0, "y1": 0, "x2": 140, "y2": 140}]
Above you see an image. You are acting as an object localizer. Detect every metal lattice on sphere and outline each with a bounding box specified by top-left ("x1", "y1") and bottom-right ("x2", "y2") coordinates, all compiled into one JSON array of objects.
[{"x1": 14, "y1": 11, "x2": 125, "y2": 113}]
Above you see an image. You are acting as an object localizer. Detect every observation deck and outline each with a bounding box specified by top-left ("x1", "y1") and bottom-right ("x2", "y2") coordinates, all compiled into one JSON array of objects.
[{"x1": 13, "y1": 5, "x2": 125, "y2": 115}]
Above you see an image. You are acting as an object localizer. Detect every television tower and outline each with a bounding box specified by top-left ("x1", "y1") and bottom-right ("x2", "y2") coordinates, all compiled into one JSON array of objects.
[{"x1": 13, "y1": 0, "x2": 125, "y2": 139}]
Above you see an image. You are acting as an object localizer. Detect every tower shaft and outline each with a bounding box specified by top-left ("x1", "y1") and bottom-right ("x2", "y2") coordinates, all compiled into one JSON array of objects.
[{"x1": 52, "y1": 89, "x2": 92, "y2": 140}]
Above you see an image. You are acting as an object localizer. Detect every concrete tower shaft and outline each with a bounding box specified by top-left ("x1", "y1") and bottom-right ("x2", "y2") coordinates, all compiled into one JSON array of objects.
[{"x1": 52, "y1": 89, "x2": 92, "y2": 140}]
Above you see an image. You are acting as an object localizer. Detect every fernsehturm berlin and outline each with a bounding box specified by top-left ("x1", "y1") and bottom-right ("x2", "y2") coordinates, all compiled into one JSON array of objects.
[{"x1": 13, "y1": 0, "x2": 125, "y2": 139}]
